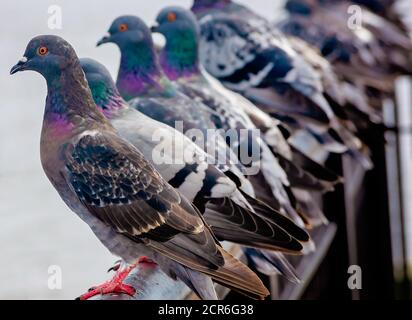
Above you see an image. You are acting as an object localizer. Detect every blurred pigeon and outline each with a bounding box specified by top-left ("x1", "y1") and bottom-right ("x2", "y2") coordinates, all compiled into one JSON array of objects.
[
  {"x1": 285, "y1": 36, "x2": 382, "y2": 125},
  {"x1": 370, "y1": 0, "x2": 410, "y2": 36},
  {"x1": 334, "y1": 0, "x2": 411, "y2": 41},
  {"x1": 281, "y1": 0, "x2": 412, "y2": 90},
  {"x1": 191, "y1": 0, "x2": 373, "y2": 169},
  {"x1": 10, "y1": 35, "x2": 270, "y2": 300},
  {"x1": 279, "y1": 0, "x2": 412, "y2": 128}
]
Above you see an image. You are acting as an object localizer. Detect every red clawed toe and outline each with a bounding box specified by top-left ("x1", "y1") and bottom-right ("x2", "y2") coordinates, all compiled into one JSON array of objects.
[
  {"x1": 78, "y1": 257, "x2": 158, "y2": 300},
  {"x1": 78, "y1": 264, "x2": 136, "y2": 300}
]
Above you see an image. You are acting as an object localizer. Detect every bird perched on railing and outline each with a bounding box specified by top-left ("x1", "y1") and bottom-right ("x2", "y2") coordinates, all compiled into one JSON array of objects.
[
  {"x1": 191, "y1": 0, "x2": 372, "y2": 169},
  {"x1": 80, "y1": 58, "x2": 311, "y2": 286},
  {"x1": 96, "y1": 15, "x2": 308, "y2": 227},
  {"x1": 151, "y1": 6, "x2": 337, "y2": 228},
  {"x1": 10, "y1": 35, "x2": 270, "y2": 300}
]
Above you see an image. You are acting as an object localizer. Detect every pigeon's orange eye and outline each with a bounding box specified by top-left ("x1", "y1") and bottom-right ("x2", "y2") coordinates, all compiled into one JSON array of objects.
[
  {"x1": 119, "y1": 23, "x2": 128, "y2": 32},
  {"x1": 37, "y1": 46, "x2": 48, "y2": 56},
  {"x1": 167, "y1": 12, "x2": 177, "y2": 22}
]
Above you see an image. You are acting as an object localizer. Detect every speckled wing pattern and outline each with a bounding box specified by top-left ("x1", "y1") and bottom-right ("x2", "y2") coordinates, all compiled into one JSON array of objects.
[
  {"x1": 63, "y1": 130, "x2": 204, "y2": 240},
  {"x1": 61, "y1": 131, "x2": 272, "y2": 297},
  {"x1": 199, "y1": 15, "x2": 295, "y2": 89},
  {"x1": 198, "y1": 15, "x2": 332, "y2": 126},
  {"x1": 177, "y1": 80, "x2": 251, "y2": 134},
  {"x1": 128, "y1": 94, "x2": 254, "y2": 191}
]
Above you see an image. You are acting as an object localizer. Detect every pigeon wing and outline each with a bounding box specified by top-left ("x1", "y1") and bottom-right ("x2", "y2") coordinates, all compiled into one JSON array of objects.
[{"x1": 63, "y1": 130, "x2": 204, "y2": 239}]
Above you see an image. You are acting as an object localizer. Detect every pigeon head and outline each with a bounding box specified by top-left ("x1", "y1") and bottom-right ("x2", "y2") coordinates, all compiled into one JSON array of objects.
[
  {"x1": 10, "y1": 35, "x2": 80, "y2": 82},
  {"x1": 153, "y1": 7, "x2": 200, "y2": 80},
  {"x1": 153, "y1": 6, "x2": 199, "y2": 39},
  {"x1": 196, "y1": 15, "x2": 249, "y2": 77},
  {"x1": 97, "y1": 15, "x2": 165, "y2": 100},
  {"x1": 80, "y1": 58, "x2": 126, "y2": 117},
  {"x1": 97, "y1": 15, "x2": 154, "y2": 51},
  {"x1": 11, "y1": 36, "x2": 107, "y2": 130}
]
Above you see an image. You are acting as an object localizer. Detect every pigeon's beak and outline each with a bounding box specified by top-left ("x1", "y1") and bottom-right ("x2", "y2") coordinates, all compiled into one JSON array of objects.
[
  {"x1": 97, "y1": 33, "x2": 112, "y2": 47},
  {"x1": 10, "y1": 56, "x2": 28, "y2": 75},
  {"x1": 150, "y1": 23, "x2": 159, "y2": 33}
]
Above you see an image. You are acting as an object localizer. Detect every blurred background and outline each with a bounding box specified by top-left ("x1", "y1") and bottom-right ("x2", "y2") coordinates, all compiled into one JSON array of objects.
[{"x1": 1, "y1": 0, "x2": 412, "y2": 299}]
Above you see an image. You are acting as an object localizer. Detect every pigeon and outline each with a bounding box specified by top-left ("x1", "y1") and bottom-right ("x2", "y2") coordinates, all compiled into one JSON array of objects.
[
  {"x1": 96, "y1": 14, "x2": 311, "y2": 225},
  {"x1": 106, "y1": 12, "x2": 303, "y2": 226},
  {"x1": 191, "y1": 0, "x2": 373, "y2": 169},
  {"x1": 96, "y1": 15, "x2": 258, "y2": 197},
  {"x1": 80, "y1": 57, "x2": 311, "y2": 282},
  {"x1": 192, "y1": 0, "x2": 332, "y2": 127},
  {"x1": 284, "y1": 35, "x2": 382, "y2": 125},
  {"x1": 328, "y1": 0, "x2": 411, "y2": 43},
  {"x1": 278, "y1": 0, "x2": 412, "y2": 128},
  {"x1": 227, "y1": 84, "x2": 343, "y2": 189},
  {"x1": 272, "y1": 25, "x2": 380, "y2": 128},
  {"x1": 80, "y1": 57, "x2": 309, "y2": 246},
  {"x1": 10, "y1": 35, "x2": 270, "y2": 300},
  {"x1": 152, "y1": 6, "x2": 335, "y2": 227},
  {"x1": 281, "y1": 0, "x2": 412, "y2": 90}
]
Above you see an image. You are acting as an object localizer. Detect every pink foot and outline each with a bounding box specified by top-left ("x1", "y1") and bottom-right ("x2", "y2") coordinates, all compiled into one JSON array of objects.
[
  {"x1": 77, "y1": 257, "x2": 158, "y2": 300},
  {"x1": 78, "y1": 264, "x2": 136, "y2": 300}
]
